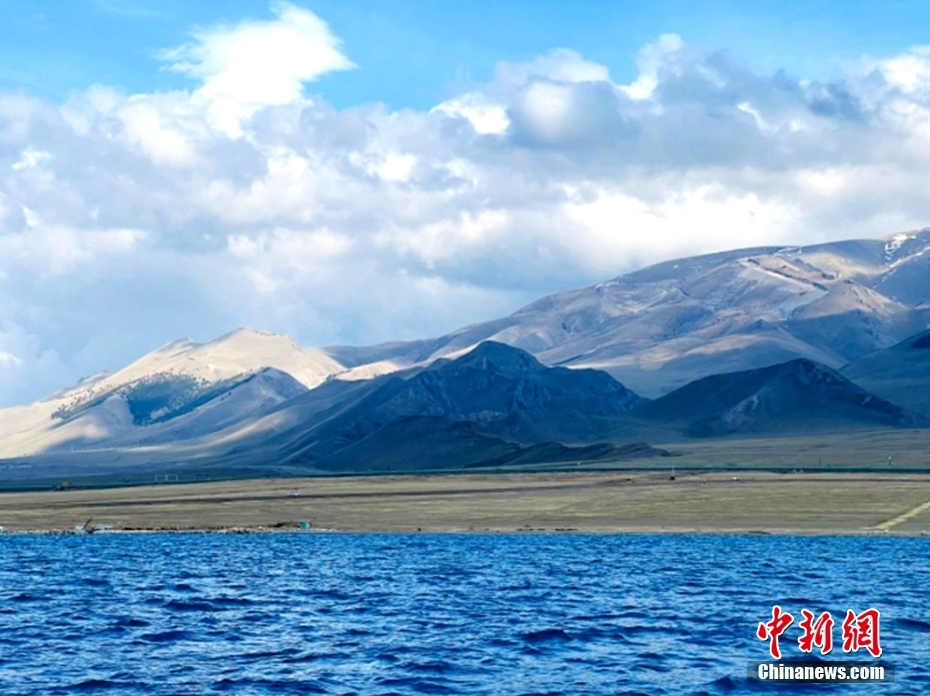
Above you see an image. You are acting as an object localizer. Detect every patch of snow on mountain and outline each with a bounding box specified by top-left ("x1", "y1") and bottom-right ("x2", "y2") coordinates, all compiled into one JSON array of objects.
[
  {"x1": 0, "y1": 328, "x2": 345, "y2": 458},
  {"x1": 885, "y1": 233, "x2": 913, "y2": 261},
  {"x1": 336, "y1": 360, "x2": 407, "y2": 381}
]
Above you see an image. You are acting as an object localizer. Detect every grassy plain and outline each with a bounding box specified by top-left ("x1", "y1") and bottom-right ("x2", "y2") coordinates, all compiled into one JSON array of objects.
[
  {"x1": 655, "y1": 429, "x2": 930, "y2": 469},
  {"x1": 2, "y1": 470, "x2": 930, "y2": 535}
]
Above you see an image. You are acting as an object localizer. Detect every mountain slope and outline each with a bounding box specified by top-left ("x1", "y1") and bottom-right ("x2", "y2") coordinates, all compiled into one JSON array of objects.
[
  {"x1": 99, "y1": 368, "x2": 309, "y2": 448},
  {"x1": 2, "y1": 231, "x2": 929, "y2": 477},
  {"x1": 59, "y1": 328, "x2": 343, "y2": 398},
  {"x1": 329, "y1": 230, "x2": 930, "y2": 396},
  {"x1": 0, "y1": 329, "x2": 340, "y2": 458},
  {"x1": 248, "y1": 341, "x2": 645, "y2": 466},
  {"x1": 841, "y1": 329, "x2": 930, "y2": 416},
  {"x1": 637, "y1": 359, "x2": 927, "y2": 437},
  {"x1": 11, "y1": 368, "x2": 308, "y2": 455},
  {"x1": 316, "y1": 416, "x2": 671, "y2": 473}
]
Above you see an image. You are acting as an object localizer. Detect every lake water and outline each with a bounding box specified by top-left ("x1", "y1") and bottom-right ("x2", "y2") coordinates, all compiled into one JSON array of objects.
[{"x1": 0, "y1": 533, "x2": 926, "y2": 694}]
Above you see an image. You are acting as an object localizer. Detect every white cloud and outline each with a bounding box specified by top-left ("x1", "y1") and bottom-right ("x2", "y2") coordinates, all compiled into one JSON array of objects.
[
  {"x1": 562, "y1": 183, "x2": 801, "y2": 273},
  {"x1": 11, "y1": 148, "x2": 53, "y2": 171},
  {"x1": 870, "y1": 46, "x2": 930, "y2": 94},
  {"x1": 516, "y1": 82, "x2": 576, "y2": 142},
  {"x1": 0, "y1": 225, "x2": 146, "y2": 277},
  {"x1": 21, "y1": 207, "x2": 41, "y2": 228},
  {"x1": 4, "y1": 7, "x2": 930, "y2": 405},
  {"x1": 620, "y1": 33, "x2": 684, "y2": 100},
  {"x1": 520, "y1": 48, "x2": 611, "y2": 84},
  {"x1": 115, "y1": 97, "x2": 202, "y2": 167},
  {"x1": 431, "y1": 94, "x2": 510, "y2": 134},
  {"x1": 160, "y1": 1, "x2": 355, "y2": 134},
  {"x1": 0, "y1": 351, "x2": 22, "y2": 366},
  {"x1": 434, "y1": 49, "x2": 613, "y2": 137}
]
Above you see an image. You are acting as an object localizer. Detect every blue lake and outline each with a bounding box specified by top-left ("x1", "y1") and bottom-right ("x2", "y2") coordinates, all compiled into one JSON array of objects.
[{"x1": 0, "y1": 533, "x2": 926, "y2": 694}]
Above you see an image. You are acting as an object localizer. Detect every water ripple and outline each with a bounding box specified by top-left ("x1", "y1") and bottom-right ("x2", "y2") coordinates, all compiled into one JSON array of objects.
[{"x1": 0, "y1": 533, "x2": 925, "y2": 694}]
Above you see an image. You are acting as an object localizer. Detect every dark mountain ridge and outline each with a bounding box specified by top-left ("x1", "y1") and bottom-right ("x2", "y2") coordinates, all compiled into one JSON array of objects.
[
  {"x1": 2, "y1": 232, "x2": 930, "y2": 482},
  {"x1": 315, "y1": 416, "x2": 672, "y2": 473},
  {"x1": 269, "y1": 341, "x2": 645, "y2": 466},
  {"x1": 638, "y1": 358, "x2": 928, "y2": 437},
  {"x1": 841, "y1": 328, "x2": 930, "y2": 416}
]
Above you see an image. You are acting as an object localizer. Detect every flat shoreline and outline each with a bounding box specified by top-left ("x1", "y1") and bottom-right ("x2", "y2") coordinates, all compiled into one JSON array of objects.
[
  {"x1": 2, "y1": 529, "x2": 922, "y2": 537},
  {"x1": 3, "y1": 470, "x2": 930, "y2": 536}
]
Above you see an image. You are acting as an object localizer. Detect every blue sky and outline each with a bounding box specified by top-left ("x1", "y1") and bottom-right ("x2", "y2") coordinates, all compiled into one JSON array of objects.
[
  {"x1": 3, "y1": 0, "x2": 930, "y2": 109},
  {"x1": 2, "y1": 0, "x2": 930, "y2": 406}
]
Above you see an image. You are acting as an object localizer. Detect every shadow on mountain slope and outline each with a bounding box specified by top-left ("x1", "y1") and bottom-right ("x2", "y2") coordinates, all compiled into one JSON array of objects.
[
  {"x1": 637, "y1": 358, "x2": 928, "y2": 437},
  {"x1": 841, "y1": 328, "x2": 930, "y2": 416}
]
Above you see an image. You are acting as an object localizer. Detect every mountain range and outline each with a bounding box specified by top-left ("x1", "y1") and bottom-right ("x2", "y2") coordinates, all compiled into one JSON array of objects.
[
  {"x1": 841, "y1": 328, "x2": 930, "y2": 417},
  {"x1": 328, "y1": 230, "x2": 930, "y2": 396},
  {"x1": 1, "y1": 230, "x2": 928, "y2": 484}
]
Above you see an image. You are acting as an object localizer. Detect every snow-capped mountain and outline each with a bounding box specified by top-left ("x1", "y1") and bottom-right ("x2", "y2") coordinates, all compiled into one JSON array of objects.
[
  {"x1": 1, "y1": 230, "x2": 928, "y2": 470},
  {"x1": 329, "y1": 229, "x2": 930, "y2": 396},
  {"x1": 0, "y1": 329, "x2": 343, "y2": 458}
]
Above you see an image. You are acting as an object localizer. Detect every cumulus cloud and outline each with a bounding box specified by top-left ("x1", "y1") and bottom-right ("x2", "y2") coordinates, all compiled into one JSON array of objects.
[
  {"x1": 159, "y1": 1, "x2": 354, "y2": 134},
  {"x1": 3, "y1": 5, "x2": 930, "y2": 405}
]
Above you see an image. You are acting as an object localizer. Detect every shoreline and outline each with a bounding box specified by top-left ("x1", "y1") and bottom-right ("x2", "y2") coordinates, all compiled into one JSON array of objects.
[
  {"x1": 3, "y1": 470, "x2": 930, "y2": 536},
  {"x1": 2, "y1": 527, "x2": 928, "y2": 537}
]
